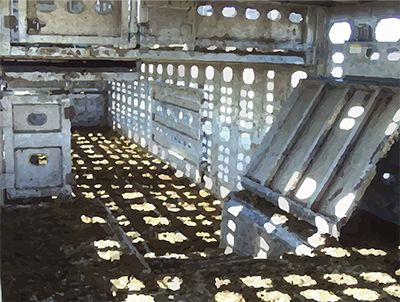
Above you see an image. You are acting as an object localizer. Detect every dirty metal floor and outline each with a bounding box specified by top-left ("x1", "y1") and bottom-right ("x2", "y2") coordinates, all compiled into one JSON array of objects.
[{"x1": 1, "y1": 128, "x2": 400, "y2": 302}]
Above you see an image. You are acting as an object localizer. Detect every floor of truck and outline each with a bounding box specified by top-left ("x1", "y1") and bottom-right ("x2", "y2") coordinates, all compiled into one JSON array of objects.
[{"x1": 1, "y1": 128, "x2": 399, "y2": 302}]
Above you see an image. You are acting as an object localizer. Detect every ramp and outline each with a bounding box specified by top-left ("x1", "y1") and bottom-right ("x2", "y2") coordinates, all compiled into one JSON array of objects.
[{"x1": 243, "y1": 79, "x2": 399, "y2": 235}]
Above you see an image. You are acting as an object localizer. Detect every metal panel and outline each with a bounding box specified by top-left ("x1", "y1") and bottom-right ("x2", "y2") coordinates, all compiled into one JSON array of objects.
[
  {"x1": 12, "y1": 104, "x2": 61, "y2": 132},
  {"x1": 70, "y1": 94, "x2": 106, "y2": 127},
  {"x1": 126, "y1": 62, "x2": 306, "y2": 198},
  {"x1": 9, "y1": 0, "x2": 136, "y2": 47},
  {"x1": 26, "y1": 0, "x2": 121, "y2": 36},
  {"x1": 270, "y1": 86, "x2": 351, "y2": 194},
  {"x1": 195, "y1": 4, "x2": 306, "y2": 52},
  {"x1": 325, "y1": 2, "x2": 400, "y2": 80},
  {"x1": 244, "y1": 79, "x2": 399, "y2": 235},
  {"x1": 293, "y1": 88, "x2": 379, "y2": 208},
  {"x1": 14, "y1": 147, "x2": 63, "y2": 189},
  {"x1": 318, "y1": 90, "x2": 400, "y2": 224},
  {"x1": 151, "y1": 74, "x2": 203, "y2": 180}
]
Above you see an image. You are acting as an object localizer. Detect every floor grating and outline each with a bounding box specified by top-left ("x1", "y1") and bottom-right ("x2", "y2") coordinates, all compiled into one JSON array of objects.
[{"x1": 1, "y1": 128, "x2": 399, "y2": 302}]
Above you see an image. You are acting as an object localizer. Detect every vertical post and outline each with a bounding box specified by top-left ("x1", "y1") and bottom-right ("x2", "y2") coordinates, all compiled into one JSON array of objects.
[
  {"x1": 0, "y1": 190, "x2": 3, "y2": 208},
  {"x1": 129, "y1": 0, "x2": 138, "y2": 46},
  {"x1": 314, "y1": 7, "x2": 329, "y2": 78},
  {"x1": 0, "y1": 0, "x2": 11, "y2": 57}
]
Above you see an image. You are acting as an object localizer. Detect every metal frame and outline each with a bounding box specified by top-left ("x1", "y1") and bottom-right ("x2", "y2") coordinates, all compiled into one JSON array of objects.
[{"x1": 13, "y1": 0, "x2": 136, "y2": 47}]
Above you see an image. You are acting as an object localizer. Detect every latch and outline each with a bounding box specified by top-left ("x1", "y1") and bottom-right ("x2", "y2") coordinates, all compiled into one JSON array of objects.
[
  {"x1": 64, "y1": 106, "x2": 76, "y2": 121},
  {"x1": 3, "y1": 15, "x2": 17, "y2": 29},
  {"x1": 27, "y1": 18, "x2": 46, "y2": 35}
]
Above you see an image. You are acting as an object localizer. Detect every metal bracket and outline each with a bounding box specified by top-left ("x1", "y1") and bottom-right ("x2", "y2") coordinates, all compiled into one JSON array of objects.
[
  {"x1": 65, "y1": 172, "x2": 77, "y2": 185},
  {"x1": 3, "y1": 15, "x2": 17, "y2": 29},
  {"x1": 64, "y1": 106, "x2": 76, "y2": 121}
]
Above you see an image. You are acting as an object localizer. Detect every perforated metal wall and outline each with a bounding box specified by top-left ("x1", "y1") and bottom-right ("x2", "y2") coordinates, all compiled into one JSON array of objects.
[{"x1": 107, "y1": 63, "x2": 308, "y2": 199}]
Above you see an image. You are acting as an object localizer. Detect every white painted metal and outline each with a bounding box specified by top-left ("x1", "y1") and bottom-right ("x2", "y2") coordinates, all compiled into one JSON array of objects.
[
  {"x1": 15, "y1": 147, "x2": 63, "y2": 188},
  {"x1": 1, "y1": 93, "x2": 72, "y2": 200},
  {"x1": 12, "y1": 104, "x2": 62, "y2": 132}
]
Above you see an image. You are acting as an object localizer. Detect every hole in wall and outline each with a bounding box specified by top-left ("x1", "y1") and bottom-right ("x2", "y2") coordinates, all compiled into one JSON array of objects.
[
  {"x1": 295, "y1": 177, "x2": 317, "y2": 200},
  {"x1": 332, "y1": 52, "x2": 345, "y2": 64},
  {"x1": 331, "y1": 67, "x2": 344, "y2": 78},
  {"x1": 29, "y1": 154, "x2": 48, "y2": 166},
  {"x1": 289, "y1": 12, "x2": 303, "y2": 23},
  {"x1": 245, "y1": 8, "x2": 260, "y2": 20},
  {"x1": 167, "y1": 64, "x2": 174, "y2": 76},
  {"x1": 178, "y1": 65, "x2": 185, "y2": 77},
  {"x1": 205, "y1": 66, "x2": 214, "y2": 80},
  {"x1": 387, "y1": 51, "x2": 400, "y2": 62},
  {"x1": 197, "y1": 4, "x2": 214, "y2": 16},
  {"x1": 223, "y1": 67, "x2": 233, "y2": 82},
  {"x1": 191, "y1": 65, "x2": 198, "y2": 78},
  {"x1": 291, "y1": 71, "x2": 308, "y2": 88},
  {"x1": 241, "y1": 133, "x2": 251, "y2": 150},
  {"x1": 375, "y1": 17, "x2": 400, "y2": 42},
  {"x1": 27, "y1": 113, "x2": 47, "y2": 126},
  {"x1": 243, "y1": 68, "x2": 255, "y2": 84},
  {"x1": 329, "y1": 21, "x2": 352, "y2": 44},
  {"x1": 267, "y1": 9, "x2": 281, "y2": 22},
  {"x1": 222, "y1": 7, "x2": 237, "y2": 18},
  {"x1": 220, "y1": 126, "x2": 230, "y2": 142},
  {"x1": 370, "y1": 52, "x2": 380, "y2": 61}
]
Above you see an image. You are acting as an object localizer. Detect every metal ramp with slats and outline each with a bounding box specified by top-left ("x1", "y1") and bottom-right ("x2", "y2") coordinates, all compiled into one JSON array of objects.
[{"x1": 221, "y1": 79, "x2": 400, "y2": 257}]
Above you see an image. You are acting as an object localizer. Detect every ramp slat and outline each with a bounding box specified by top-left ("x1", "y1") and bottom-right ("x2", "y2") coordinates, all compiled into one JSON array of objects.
[
  {"x1": 270, "y1": 86, "x2": 351, "y2": 194},
  {"x1": 293, "y1": 88, "x2": 380, "y2": 208},
  {"x1": 318, "y1": 91, "x2": 400, "y2": 225},
  {"x1": 248, "y1": 81, "x2": 326, "y2": 185}
]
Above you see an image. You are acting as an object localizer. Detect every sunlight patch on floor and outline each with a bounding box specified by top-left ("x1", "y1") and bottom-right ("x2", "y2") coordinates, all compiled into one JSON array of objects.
[
  {"x1": 300, "y1": 289, "x2": 340, "y2": 302},
  {"x1": 123, "y1": 192, "x2": 144, "y2": 199},
  {"x1": 130, "y1": 203, "x2": 156, "y2": 211},
  {"x1": 215, "y1": 291, "x2": 245, "y2": 302},
  {"x1": 284, "y1": 275, "x2": 317, "y2": 287},
  {"x1": 97, "y1": 250, "x2": 121, "y2": 261},
  {"x1": 321, "y1": 247, "x2": 350, "y2": 258},
  {"x1": 257, "y1": 290, "x2": 291, "y2": 302},
  {"x1": 215, "y1": 278, "x2": 231, "y2": 289},
  {"x1": 94, "y1": 240, "x2": 120, "y2": 249},
  {"x1": 383, "y1": 284, "x2": 400, "y2": 298},
  {"x1": 360, "y1": 272, "x2": 396, "y2": 284},
  {"x1": 323, "y1": 273, "x2": 357, "y2": 285},
  {"x1": 110, "y1": 276, "x2": 145, "y2": 291},
  {"x1": 157, "y1": 276, "x2": 183, "y2": 291},
  {"x1": 125, "y1": 294, "x2": 155, "y2": 302},
  {"x1": 157, "y1": 232, "x2": 187, "y2": 244},
  {"x1": 143, "y1": 216, "x2": 170, "y2": 226},
  {"x1": 240, "y1": 276, "x2": 273, "y2": 289},
  {"x1": 343, "y1": 288, "x2": 380, "y2": 301}
]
